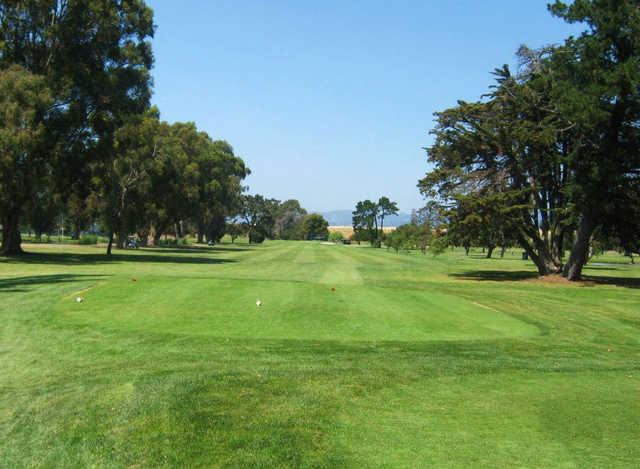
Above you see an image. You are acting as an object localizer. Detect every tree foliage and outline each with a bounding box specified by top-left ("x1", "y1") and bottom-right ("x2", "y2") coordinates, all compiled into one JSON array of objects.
[
  {"x1": 352, "y1": 196, "x2": 398, "y2": 247},
  {"x1": 0, "y1": 65, "x2": 52, "y2": 254},
  {"x1": 240, "y1": 194, "x2": 279, "y2": 244},
  {"x1": 273, "y1": 199, "x2": 307, "y2": 240},
  {"x1": 0, "y1": 0, "x2": 154, "y2": 254},
  {"x1": 301, "y1": 214, "x2": 329, "y2": 240},
  {"x1": 420, "y1": 0, "x2": 640, "y2": 280}
]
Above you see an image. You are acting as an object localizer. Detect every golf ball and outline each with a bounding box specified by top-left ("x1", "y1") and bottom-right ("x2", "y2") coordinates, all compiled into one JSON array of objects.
[
  {"x1": 256, "y1": 300, "x2": 262, "y2": 306},
  {"x1": 76, "y1": 297, "x2": 83, "y2": 303}
]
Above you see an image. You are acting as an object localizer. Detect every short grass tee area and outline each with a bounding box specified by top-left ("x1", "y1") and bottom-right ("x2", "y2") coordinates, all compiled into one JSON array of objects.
[{"x1": 1, "y1": 242, "x2": 639, "y2": 468}]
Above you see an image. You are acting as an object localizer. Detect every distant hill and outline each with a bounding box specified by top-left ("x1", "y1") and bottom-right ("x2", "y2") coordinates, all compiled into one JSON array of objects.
[{"x1": 317, "y1": 210, "x2": 412, "y2": 227}]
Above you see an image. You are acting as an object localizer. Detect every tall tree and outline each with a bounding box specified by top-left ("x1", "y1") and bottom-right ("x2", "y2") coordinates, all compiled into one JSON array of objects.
[
  {"x1": 548, "y1": 0, "x2": 640, "y2": 280},
  {"x1": 0, "y1": 65, "x2": 52, "y2": 254},
  {"x1": 352, "y1": 200, "x2": 379, "y2": 246},
  {"x1": 273, "y1": 199, "x2": 307, "y2": 240},
  {"x1": 90, "y1": 109, "x2": 159, "y2": 255},
  {"x1": 0, "y1": 0, "x2": 154, "y2": 254},
  {"x1": 377, "y1": 196, "x2": 399, "y2": 235},
  {"x1": 240, "y1": 194, "x2": 279, "y2": 244},
  {"x1": 194, "y1": 139, "x2": 249, "y2": 244},
  {"x1": 419, "y1": 63, "x2": 577, "y2": 276},
  {"x1": 27, "y1": 186, "x2": 60, "y2": 240}
]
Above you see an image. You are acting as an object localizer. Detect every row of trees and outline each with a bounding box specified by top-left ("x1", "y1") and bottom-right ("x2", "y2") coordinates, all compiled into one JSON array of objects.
[
  {"x1": 0, "y1": 1, "x2": 252, "y2": 255},
  {"x1": 235, "y1": 195, "x2": 328, "y2": 243},
  {"x1": 420, "y1": 0, "x2": 640, "y2": 280}
]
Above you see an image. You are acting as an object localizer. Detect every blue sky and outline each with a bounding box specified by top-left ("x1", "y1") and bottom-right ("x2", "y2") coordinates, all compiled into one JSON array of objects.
[{"x1": 147, "y1": 1, "x2": 585, "y2": 213}]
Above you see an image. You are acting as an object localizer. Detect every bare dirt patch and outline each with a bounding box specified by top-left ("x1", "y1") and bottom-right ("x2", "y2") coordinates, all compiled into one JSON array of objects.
[{"x1": 527, "y1": 275, "x2": 596, "y2": 286}]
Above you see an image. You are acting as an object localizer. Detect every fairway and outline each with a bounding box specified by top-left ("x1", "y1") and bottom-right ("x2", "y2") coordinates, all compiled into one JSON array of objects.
[
  {"x1": 2, "y1": 241, "x2": 640, "y2": 468},
  {"x1": 53, "y1": 243, "x2": 536, "y2": 341}
]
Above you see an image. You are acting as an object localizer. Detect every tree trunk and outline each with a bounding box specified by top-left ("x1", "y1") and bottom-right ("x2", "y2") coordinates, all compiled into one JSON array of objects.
[
  {"x1": 137, "y1": 231, "x2": 149, "y2": 246},
  {"x1": 106, "y1": 232, "x2": 114, "y2": 255},
  {"x1": 116, "y1": 233, "x2": 125, "y2": 249},
  {"x1": 153, "y1": 230, "x2": 162, "y2": 245},
  {"x1": 486, "y1": 245, "x2": 495, "y2": 259},
  {"x1": 563, "y1": 213, "x2": 597, "y2": 281},
  {"x1": 516, "y1": 230, "x2": 562, "y2": 276},
  {"x1": 1, "y1": 211, "x2": 24, "y2": 255},
  {"x1": 197, "y1": 220, "x2": 205, "y2": 244},
  {"x1": 464, "y1": 244, "x2": 470, "y2": 256},
  {"x1": 72, "y1": 223, "x2": 81, "y2": 240},
  {"x1": 500, "y1": 246, "x2": 506, "y2": 258}
]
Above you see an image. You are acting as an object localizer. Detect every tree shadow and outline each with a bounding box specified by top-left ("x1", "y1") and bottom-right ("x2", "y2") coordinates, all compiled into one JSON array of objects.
[
  {"x1": 468, "y1": 255, "x2": 527, "y2": 261},
  {"x1": 583, "y1": 275, "x2": 640, "y2": 289},
  {"x1": 140, "y1": 246, "x2": 251, "y2": 254},
  {"x1": 449, "y1": 270, "x2": 539, "y2": 281},
  {"x1": 450, "y1": 269, "x2": 640, "y2": 289},
  {"x1": 1, "y1": 251, "x2": 236, "y2": 266},
  {"x1": 0, "y1": 274, "x2": 108, "y2": 293}
]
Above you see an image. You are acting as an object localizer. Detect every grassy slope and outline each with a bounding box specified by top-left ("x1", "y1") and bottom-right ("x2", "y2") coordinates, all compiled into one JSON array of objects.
[{"x1": 1, "y1": 242, "x2": 639, "y2": 468}]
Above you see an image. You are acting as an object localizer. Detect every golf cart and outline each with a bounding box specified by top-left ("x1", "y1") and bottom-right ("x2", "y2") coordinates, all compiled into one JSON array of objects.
[{"x1": 126, "y1": 236, "x2": 139, "y2": 249}]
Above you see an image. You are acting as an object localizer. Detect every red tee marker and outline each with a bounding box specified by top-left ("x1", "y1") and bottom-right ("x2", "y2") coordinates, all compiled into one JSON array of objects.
[
  {"x1": 131, "y1": 278, "x2": 137, "y2": 282},
  {"x1": 330, "y1": 287, "x2": 336, "y2": 291}
]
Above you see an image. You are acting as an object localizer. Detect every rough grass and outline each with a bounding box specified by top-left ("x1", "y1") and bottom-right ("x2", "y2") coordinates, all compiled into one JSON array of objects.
[{"x1": 1, "y1": 242, "x2": 639, "y2": 468}]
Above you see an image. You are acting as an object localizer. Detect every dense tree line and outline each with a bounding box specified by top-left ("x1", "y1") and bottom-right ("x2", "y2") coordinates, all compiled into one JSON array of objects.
[
  {"x1": 0, "y1": 1, "x2": 250, "y2": 255},
  {"x1": 232, "y1": 195, "x2": 327, "y2": 243},
  {"x1": 420, "y1": 0, "x2": 640, "y2": 280}
]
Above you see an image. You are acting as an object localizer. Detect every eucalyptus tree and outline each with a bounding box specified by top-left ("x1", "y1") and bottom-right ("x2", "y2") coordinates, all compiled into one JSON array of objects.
[
  {"x1": 240, "y1": 194, "x2": 280, "y2": 243},
  {"x1": 273, "y1": 199, "x2": 307, "y2": 240},
  {"x1": 0, "y1": 0, "x2": 154, "y2": 254},
  {"x1": 89, "y1": 109, "x2": 160, "y2": 255},
  {"x1": 195, "y1": 139, "x2": 250, "y2": 244},
  {"x1": 27, "y1": 187, "x2": 59, "y2": 240},
  {"x1": 0, "y1": 65, "x2": 52, "y2": 254}
]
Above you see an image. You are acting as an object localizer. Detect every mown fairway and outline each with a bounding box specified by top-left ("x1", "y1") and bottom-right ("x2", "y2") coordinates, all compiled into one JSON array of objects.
[{"x1": 1, "y1": 242, "x2": 639, "y2": 468}]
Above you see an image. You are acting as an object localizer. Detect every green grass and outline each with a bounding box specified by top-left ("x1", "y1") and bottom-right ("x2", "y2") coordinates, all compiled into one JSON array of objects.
[{"x1": 1, "y1": 241, "x2": 639, "y2": 468}]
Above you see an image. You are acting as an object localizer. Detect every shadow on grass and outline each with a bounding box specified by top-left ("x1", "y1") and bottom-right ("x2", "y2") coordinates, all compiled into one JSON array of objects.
[
  {"x1": 468, "y1": 255, "x2": 528, "y2": 262},
  {"x1": 450, "y1": 269, "x2": 640, "y2": 289},
  {"x1": 449, "y1": 270, "x2": 539, "y2": 281},
  {"x1": 584, "y1": 275, "x2": 640, "y2": 289},
  {"x1": 583, "y1": 265, "x2": 621, "y2": 271},
  {"x1": 0, "y1": 274, "x2": 108, "y2": 293},
  {"x1": 140, "y1": 246, "x2": 251, "y2": 254},
  {"x1": 2, "y1": 251, "x2": 236, "y2": 266}
]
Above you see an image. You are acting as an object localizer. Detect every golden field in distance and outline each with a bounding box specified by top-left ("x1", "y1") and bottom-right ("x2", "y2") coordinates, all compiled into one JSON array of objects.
[{"x1": 328, "y1": 225, "x2": 396, "y2": 239}]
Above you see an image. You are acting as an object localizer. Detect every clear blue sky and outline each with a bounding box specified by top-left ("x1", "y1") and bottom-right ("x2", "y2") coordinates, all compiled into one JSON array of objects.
[{"x1": 147, "y1": 0, "x2": 585, "y2": 213}]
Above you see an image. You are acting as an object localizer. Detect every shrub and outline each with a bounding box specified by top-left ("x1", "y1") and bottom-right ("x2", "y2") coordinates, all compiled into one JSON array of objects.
[
  {"x1": 78, "y1": 234, "x2": 98, "y2": 245},
  {"x1": 328, "y1": 231, "x2": 344, "y2": 243},
  {"x1": 249, "y1": 230, "x2": 266, "y2": 244}
]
